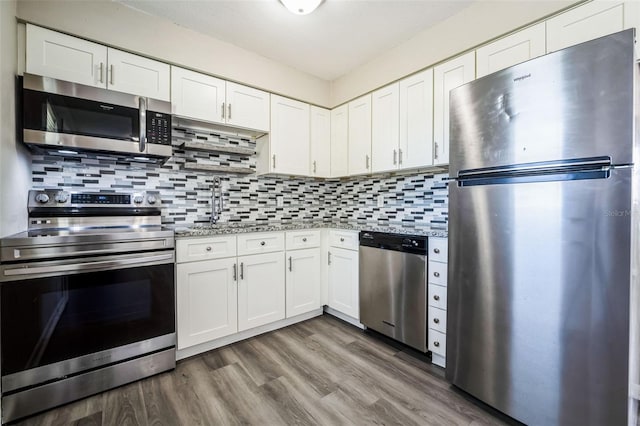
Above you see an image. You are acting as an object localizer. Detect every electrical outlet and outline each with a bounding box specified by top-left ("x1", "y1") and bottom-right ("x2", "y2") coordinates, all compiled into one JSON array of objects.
[
  {"x1": 377, "y1": 194, "x2": 384, "y2": 207},
  {"x1": 276, "y1": 196, "x2": 284, "y2": 207}
]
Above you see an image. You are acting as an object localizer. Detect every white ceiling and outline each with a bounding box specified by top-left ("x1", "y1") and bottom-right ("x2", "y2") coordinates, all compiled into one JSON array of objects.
[{"x1": 117, "y1": 0, "x2": 473, "y2": 81}]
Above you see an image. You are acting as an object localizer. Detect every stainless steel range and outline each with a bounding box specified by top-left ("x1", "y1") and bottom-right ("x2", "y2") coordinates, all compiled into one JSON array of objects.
[{"x1": 0, "y1": 190, "x2": 176, "y2": 423}]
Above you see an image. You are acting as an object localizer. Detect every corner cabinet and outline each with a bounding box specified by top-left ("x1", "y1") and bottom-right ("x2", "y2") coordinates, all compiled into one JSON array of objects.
[
  {"x1": 433, "y1": 52, "x2": 475, "y2": 166},
  {"x1": 330, "y1": 104, "x2": 349, "y2": 178},
  {"x1": 258, "y1": 95, "x2": 310, "y2": 176},
  {"x1": 26, "y1": 24, "x2": 170, "y2": 101},
  {"x1": 310, "y1": 106, "x2": 331, "y2": 178},
  {"x1": 348, "y1": 94, "x2": 372, "y2": 175}
]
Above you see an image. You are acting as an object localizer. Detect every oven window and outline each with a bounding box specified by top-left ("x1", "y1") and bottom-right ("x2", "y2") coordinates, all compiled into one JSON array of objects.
[
  {"x1": 1, "y1": 263, "x2": 174, "y2": 375},
  {"x1": 22, "y1": 89, "x2": 139, "y2": 141}
]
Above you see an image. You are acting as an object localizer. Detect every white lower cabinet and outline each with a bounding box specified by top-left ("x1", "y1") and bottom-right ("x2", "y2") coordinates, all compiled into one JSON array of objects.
[
  {"x1": 286, "y1": 248, "x2": 322, "y2": 317},
  {"x1": 327, "y1": 246, "x2": 359, "y2": 319},
  {"x1": 176, "y1": 258, "x2": 238, "y2": 349},
  {"x1": 428, "y1": 237, "x2": 448, "y2": 368},
  {"x1": 237, "y1": 252, "x2": 286, "y2": 331}
]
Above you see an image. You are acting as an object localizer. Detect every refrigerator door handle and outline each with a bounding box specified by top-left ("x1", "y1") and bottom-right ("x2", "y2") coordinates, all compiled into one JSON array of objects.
[{"x1": 457, "y1": 157, "x2": 611, "y2": 179}]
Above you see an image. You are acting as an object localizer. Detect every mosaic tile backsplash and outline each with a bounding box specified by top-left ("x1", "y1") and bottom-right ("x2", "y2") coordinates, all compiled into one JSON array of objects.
[{"x1": 30, "y1": 126, "x2": 449, "y2": 229}]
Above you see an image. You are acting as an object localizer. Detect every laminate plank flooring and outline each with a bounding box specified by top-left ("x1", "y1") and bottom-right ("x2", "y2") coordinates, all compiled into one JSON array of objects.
[{"x1": 15, "y1": 315, "x2": 514, "y2": 426}]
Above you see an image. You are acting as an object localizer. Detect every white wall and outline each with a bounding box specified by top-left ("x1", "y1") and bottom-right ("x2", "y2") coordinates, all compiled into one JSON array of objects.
[
  {"x1": 1, "y1": 0, "x2": 30, "y2": 238},
  {"x1": 16, "y1": 0, "x2": 331, "y2": 107},
  {"x1": 330, "y1": 0, "x2": 580, "y2": 106}
]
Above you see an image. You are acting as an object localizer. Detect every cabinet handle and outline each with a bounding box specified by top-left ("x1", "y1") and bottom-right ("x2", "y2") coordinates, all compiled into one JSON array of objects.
[
  {"x1": 433, "y1": 318, "x2": 440, "y2": 324},
  {"x1": 328, "y1": 251, "x2": 331, "y2": 265},
  {"x1": 434, "y1": 295, "x2": 440, "y2": 301},
  {"x1": 313, "y1": 161, "x2": 317, "y2": 174},
  {"x1": 228, "y1": 103, "x2": 232, "y2": 120},
  {"x1": 221, "y1": 102, "x2": 225, "y2": 120},
  {"x1": 434, "y1": 341, "x2": 440, "y2": 347},
  {"x1": 240, "y1": 262, "x2": 244, "y2": 280},
  {"x1": 302, "y1": 237, "x2": 307, "y2": 242},
  {"x1": 273, "y1": 154, "x2": 276, "y2": 169},
  {"x1": 289, "y1": 256, "x2": 292, "y2": 272},
  {"x1": 434, "y1": 271, "x2": 440, "y2": 278},
  {"x1": 434, "y1": 142, "x2": 439, "y2": 159},
  {"x1": 260, "y1": 241, "x2": 266, "y2": 246},
  {"x1": 393, "y1": 150, "x2": 397, "y2": 165},
  {"x1": 434, "y1": 248, "x2": 440, "y2": 254},
  {"x1": 206, "y1": 246, "x2": 212, "y2": 252},
  {"x1": 109, "y1": 64, "x2": 114, "y2": 85},
  {"x1": 399, "y1": 149, "x2": 403, "y2": 164},
  {"x1": 366, "y1": 155, "x2": 370, "y2": 169},
  {"x1": 340, "y1": 237, "x2": 344, "y2": 242},
  {"x1": 233, "y1": 263, "x2": 237, "y2": 281},
  {"x1": 99, "y1": 62, "x2": 104, "y2": 83}
]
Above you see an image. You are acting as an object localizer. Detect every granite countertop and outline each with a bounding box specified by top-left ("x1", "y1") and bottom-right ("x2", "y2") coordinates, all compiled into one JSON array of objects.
[{"x1": 172, "y1": 221, "x2": 447, "y2": 238}]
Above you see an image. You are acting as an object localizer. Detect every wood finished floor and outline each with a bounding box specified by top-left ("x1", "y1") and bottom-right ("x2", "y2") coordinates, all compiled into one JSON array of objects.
[{"x1": 16, "y1": 315, "x2": 511, "y2": 426}]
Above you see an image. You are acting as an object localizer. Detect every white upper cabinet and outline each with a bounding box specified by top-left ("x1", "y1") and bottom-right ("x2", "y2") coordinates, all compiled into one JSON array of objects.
[
  {"x1": 433, "y1": 52, "x2": 475, "y2": 166},
  {"x1": 399, "y1": 68, "x2": 434, "y2": 170},
  {"x1": 26, "y1": 24, "x2": 107, "y2": 89},
  {"x1": 225, "y1": 82, "x2": 270, "y2": 132},
  {"x1": 171, "y1": 66, "x2": 225, "y2": 123},
  {"x1": 268, "y1": 94, "x2": 310, "y2": 176},
  {"x1": 310, "y1": 106, "x2": 331, "y2": 178},
  {"x1": 26, "y1": 24, "x2": 170, "y2": 100},
  {"x1": 371, "y1": 83, "x2": 400, "y2": 173},
  {"x1": 172, "y1": 67, "x2": 269, "y2": 131},
  {"x1": 546, "y1": 1, "x2": 625, "y2": 52},
  {"x1": 348, "y1": 94, "x2": 372, "y2": 175},
  {"x1": 330, "y1": 104, "x2": 349, "y2": 178},
  {"x1": 107, "y1": 48, "x2": 170, "y2": 101},
  {"x1": 476, "y1": 23, "x2": 546, "y2": 78}
]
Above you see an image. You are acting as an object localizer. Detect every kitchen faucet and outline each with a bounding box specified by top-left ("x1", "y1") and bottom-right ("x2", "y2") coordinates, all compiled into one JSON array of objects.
[{"x1": 210, "y1": 177, "x2": 223, "y2": 224}]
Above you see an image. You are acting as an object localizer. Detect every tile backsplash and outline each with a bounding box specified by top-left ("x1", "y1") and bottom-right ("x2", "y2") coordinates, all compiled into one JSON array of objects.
[{"x1": 30, "y1": 126, "x2": 449, "y2": 229}]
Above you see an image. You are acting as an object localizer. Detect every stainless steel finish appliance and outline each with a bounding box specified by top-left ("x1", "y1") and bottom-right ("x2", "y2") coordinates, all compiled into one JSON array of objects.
[
  {"x1": 359, "y1": 231, "x2": 428, "y2": 352},
  {"x1": 447, "y1": 30, "x2": 638, "y2": 426},
  {"x1": 20, "y1": 74, "x2": 172, "y2": 162},
  {"x1": 0, "y1": 190, "x2": 176, "y2": 423}
]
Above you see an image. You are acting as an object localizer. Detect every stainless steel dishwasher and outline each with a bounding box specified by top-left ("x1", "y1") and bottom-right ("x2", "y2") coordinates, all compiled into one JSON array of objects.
[{"x1": 359, "y1": 231, "x2": 428, "y2": 352}]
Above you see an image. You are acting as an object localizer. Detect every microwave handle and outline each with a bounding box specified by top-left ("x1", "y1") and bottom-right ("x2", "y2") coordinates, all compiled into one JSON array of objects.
[{"x1": 139, "y1": 97, "x2": 147, "y2": 153}]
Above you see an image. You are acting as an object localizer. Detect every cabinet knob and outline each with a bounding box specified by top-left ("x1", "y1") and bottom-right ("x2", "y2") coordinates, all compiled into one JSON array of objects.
[
  {"x1": 433, "y1": 318, "x2": 440, "y2": 324},
  {"x1": 340, "y1": 237, "x2": 345, "y2": 242},
  {"x1": 434, "y1": 272, "x2": 440, "y2": 278},
  {"x1": 260, "y1": 241, "x2": 266, "y2": 246},
  {"x1": 206, "y1": 246, "x2": 212, "y2": 252},
  {"x1": 302, "y1": 237, "x2": 307, "y2": 242},
  {"x1": 434, "y1": 341, "x2": 440, "y2": 347},
  {"x1": 434, "y1": 248, "x2": 440, "y2": 254},
  {"x1": 433, "y1": 295, "x2": 440, "y2": 301}
]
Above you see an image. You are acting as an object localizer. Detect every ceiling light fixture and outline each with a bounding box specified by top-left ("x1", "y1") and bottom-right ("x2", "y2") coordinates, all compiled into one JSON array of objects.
[{"x1": 280, "y1": 0, "x2": 323, "y2": 15}]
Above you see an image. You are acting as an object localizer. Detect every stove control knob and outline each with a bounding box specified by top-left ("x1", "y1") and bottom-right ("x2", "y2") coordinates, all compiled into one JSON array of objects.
[
  {"x1": 147, "y1": 195, "x2": 158, "y2": 205},
  {"x1": 54, "y1": 193, "x2": 68, "y2": 203},
  {"x1": 35, "y1": 193, "x2": 50, "y2": 204},
  {"x1": 133, "y1": 195, "x2": 144, "y2": 204}
]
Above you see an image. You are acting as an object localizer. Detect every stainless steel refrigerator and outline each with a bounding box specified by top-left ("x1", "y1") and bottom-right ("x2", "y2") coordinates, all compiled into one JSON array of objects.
[{"x1": 447, "y1": 29, "x2": 640, "y2": 426}]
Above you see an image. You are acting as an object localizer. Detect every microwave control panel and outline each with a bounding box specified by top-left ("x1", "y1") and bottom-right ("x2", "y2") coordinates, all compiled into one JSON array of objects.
[{"x1": 147, "y1": 112, "x2": 171, "y2": 145}]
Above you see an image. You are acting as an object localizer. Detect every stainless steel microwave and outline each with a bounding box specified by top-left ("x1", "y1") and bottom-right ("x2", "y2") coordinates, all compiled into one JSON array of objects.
[{"x1": 20, "y1": 74, "x2": 172, "y2": 162}]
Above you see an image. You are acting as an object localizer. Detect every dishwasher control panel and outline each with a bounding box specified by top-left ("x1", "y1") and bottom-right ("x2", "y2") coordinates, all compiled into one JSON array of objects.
[{"x1": 359, "y1": 231, "x2": 427, "y2": 255}]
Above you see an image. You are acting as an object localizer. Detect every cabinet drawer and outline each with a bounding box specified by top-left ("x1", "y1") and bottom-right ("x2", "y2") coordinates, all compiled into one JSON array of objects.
[
  {"x1": 429, "y1": 238, "x2": 448, "y2": 262},
  {"x1": 428, "y1": 284, "x2": 447, "y2": 310},
  {"x1": 176, "y1": 236, "x2": 237, "y2": 263},
  {"x1": 428, "y1": 261, "x2": 447, "y2": 286},
  {"x1": 285, "y1": 229, "x2": 321, "y2": 250},
  {"x1": 237, "y1": 232, "x2": 285, "y2": 256},
  {"x1": 428, "y1": 307, "x2": 447, "y2": 334},
  {"x1": 329, "y1": 229, "x2": 359, "y2": 250},
  {"x1": 429, "y1": 329, "x2": 447, "y2": 357}
]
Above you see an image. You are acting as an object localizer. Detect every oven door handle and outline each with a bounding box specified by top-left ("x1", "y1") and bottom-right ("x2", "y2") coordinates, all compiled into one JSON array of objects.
[{"x1": 3, "y1": 253, "x2": 174, "y2": 277}]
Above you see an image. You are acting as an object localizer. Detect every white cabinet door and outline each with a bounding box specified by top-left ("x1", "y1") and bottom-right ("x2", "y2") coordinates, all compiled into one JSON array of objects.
[
  {"x1": 476, "y1": 23, "x2": 546, "y2": 78},
  {"x1": 286, "y1": 248, "x2": 322, "y2": 317},
  {"x1": 330, "y1": 104, "x2": 349, "y2": 178},
  {"x1": 310, "y1": 106, "x2": 331, "y2": 178},
  {"x1": 371, "y1": 83, "x2": 400, "y2": 173},
  {"x1": 238, "y1": 252, "x2": 286, "y2": 331},
  {"x1": 399, "y1": 68, "x2": 434, "y2": 170},
  {"x1": 107, "y1": 48, "x2": 170, "y2": 101},
  {"x1": 226, "y1": 82, "x2": 270, "y2": 132},
  {"x1": 433, "y1": 52, "x2": 475, "y2": 166},
  {"x1": 26, "y1": 24, "x2": 107, "y2": 88},
  {"x1": 171, "y1": 66, "x2": 225, "y2": 124},
  {"x1": 270, "y1": 95, "x2": 310, "y2": 176},
  {"x1": 348, "y1": 94, "x2": 372, "y2": 175},
  {"x1": 546, "y1": 1, "x2": 625, "y2": 53},
  {"x1": 328, "y1": 247, "x2": 359, "y2": 319},
  {"x1": 176, "y1": 258, "x2": 238, "y2": 349}
]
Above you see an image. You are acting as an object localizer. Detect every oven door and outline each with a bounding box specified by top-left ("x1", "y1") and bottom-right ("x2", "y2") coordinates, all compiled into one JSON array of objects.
[{"x1": 0, "y1": 251, "x2": 175, "y2": 393}]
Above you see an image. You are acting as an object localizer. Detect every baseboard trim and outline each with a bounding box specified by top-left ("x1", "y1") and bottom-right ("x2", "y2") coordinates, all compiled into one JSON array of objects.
[{"x1": 323, "y1": 306, "x2": 364, "y2": 329}]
